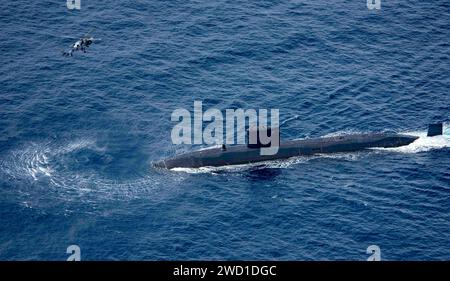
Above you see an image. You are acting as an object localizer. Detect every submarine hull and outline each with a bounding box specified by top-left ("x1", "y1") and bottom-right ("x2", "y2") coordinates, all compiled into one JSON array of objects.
[{"x1": 153, "y1": 133, "x2": 419, "y2": 169}]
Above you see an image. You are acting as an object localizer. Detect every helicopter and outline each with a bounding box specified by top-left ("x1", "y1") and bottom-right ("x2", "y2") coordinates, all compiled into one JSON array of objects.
[{"x1": 62, "y1": 31, "x2": 101, "y2": 57}]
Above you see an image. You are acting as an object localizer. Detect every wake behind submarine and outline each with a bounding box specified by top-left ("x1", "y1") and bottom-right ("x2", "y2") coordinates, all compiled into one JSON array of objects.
[{"x1": 153, "y1": 123, "x2": 443, "y2": 169}]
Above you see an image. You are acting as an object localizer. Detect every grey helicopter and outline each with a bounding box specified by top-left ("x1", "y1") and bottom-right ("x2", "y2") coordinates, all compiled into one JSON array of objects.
[{"x1": 62, "y1": 31, "x2": 101, "y2": 57}]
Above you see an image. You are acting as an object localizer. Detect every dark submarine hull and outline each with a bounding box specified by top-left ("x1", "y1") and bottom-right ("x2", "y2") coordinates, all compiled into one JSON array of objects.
[{"x1": 153, "y1": 132, "x2": 419, "y2": 169}]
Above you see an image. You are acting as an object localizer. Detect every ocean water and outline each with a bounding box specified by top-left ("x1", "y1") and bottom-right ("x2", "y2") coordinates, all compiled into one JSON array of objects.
[{"x1": 0, "y1": 0, "x2": 449, "y2": 260}]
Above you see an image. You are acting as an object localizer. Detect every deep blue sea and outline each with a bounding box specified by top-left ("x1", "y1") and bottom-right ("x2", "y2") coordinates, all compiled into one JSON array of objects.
[{"x1": 0, "y1": 0, "x2": 449, "y2": 260}]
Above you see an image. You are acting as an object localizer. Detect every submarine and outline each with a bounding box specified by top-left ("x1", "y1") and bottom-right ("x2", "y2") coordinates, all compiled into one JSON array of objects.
[{"x1": 153, "y1": 123, "x2": 443, "y2": 169}]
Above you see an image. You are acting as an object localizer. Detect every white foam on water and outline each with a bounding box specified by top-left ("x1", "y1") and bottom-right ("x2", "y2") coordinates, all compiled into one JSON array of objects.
[
  {"x1": 170, "y1": 151, "x2": 364, "y2": 174},
  {"x1": 0, "y1": 138, "x2": 182, "y2": 202},
  {"x1": 172, "y1": 163, "x2": 254, "y2": 174},
  {"x1": 322, "y1": 129, "x2": 365, "y2": 138},
  {"x1": 2, "y1": 139, "x2": 97, "y2": 182},
  {"x1": 374, "y1": 131, "x2": 450, "y2": 153},
  {"x1": 197, "y1": 144, "x2": 222, "y2": 151}
]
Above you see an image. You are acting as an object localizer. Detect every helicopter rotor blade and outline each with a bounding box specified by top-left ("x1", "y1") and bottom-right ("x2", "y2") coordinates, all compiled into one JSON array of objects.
[{"x1": 83, "y1": 28, "x2": 95, "y2": 37}]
